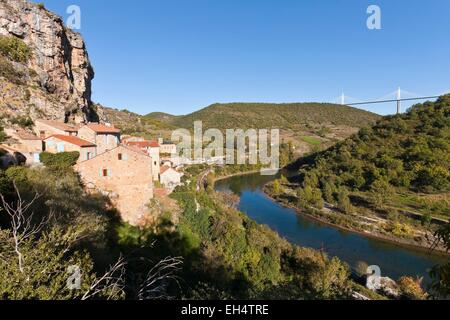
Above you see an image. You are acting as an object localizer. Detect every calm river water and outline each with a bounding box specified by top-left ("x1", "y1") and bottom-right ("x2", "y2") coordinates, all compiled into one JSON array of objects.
[{"x1": 215, "y1": 172, "x2": 448, "y2": 282}]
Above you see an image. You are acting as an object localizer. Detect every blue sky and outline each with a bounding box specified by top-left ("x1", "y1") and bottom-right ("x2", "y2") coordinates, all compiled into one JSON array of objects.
[{"x1": 35, "y1": 0, "x2": 450, "y2": 116}]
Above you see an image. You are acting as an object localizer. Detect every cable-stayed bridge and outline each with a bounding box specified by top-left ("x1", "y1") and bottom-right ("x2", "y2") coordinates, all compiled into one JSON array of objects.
[{"x1": 330, "y1": 88, "x2": 449, "y2": 114}]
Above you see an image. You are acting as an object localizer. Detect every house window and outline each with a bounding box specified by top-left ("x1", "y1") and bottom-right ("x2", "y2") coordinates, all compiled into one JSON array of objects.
[
  {"x1": 102, "y1": 169, "x2": 108, "y2": 177},
  {"x1": 86, "y1": 152, "x2": 92, "y2": 160},
  {"x1": 57, "y1": 142, "x2": 65, "y2": 153},
  {"x1": 39, "y1": 131, "x2": 46, "y2": 139},
  {"x1": 154, "y1": 161, "x2": 157, "y2": 166},
  {"x1": 118, "y1": 153, "x2": 122, "y2": 160}
]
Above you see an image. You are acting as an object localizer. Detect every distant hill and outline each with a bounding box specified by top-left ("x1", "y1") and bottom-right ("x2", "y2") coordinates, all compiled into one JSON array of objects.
[
  {"x1": 145, "y1": 102, "x2": 380, "y2": 131},
  {"x1": 296, "y1": 95, "x2": 450, "y2": 194},
  {"x1": 144, "y1": 112, "x2": 179, "y2": 123},
  {"x1": 283, "y1": 95, "x2": 450, "y2": 228}
]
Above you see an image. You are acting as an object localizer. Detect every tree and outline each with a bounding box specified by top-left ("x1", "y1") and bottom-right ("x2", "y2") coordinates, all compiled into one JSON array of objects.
[
  {"x1": 0, "y1": 183, "x2": 98, "y2": 299},
  {"x1": 337, "y1": 189, "x2": 352, "y2": 214},
  {"x1": 397, "y1": 276, "x2": 427, "y2": 300},
  {"x1": 40, "y1": 152, "x2": 80, "y2": 168},
  {"x1": 308, "y1": 255, "x2": 351, "y2": 299},
  {"x1": 429, "y1": 222, "x2": 450, "y2": 298},
  {"x1": 0, "y1": 182, "x2": 50, "y2": 273},
  {"x1": 272, "y1": 180, "x2": 281, "y2": 195},
  {"x1": 369, "y1": 179, "x2": 393, "y2": 209}
]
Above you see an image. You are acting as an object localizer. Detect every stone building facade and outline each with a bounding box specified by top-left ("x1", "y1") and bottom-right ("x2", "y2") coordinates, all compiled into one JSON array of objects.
[
  {"x1": 34, "y1": 120, "x2": 78, "y2": 139},
  {"x1": 74, "y1": 145, "x2": 154, "y2": 225},
  {"x1": 123, "y1": 140, "x2": 160, "y2": 181},
  {"x1": 43, "y1": 135, "x2": 96, "y2": 162},
  {"x1": 78, "y1": 124, "x2": 121, "y2": 155},
  {"x1": 160, "y1": 165, "x2": 182, "y2": 188},
  {"x1": 3, "y1": 128, "x2": 43, "y2": 165}
]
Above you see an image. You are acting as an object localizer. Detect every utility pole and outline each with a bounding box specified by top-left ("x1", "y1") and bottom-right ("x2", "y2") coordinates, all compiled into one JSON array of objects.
[{"x1": 396, "y1": 87, "x2": 401, "y2": 114}]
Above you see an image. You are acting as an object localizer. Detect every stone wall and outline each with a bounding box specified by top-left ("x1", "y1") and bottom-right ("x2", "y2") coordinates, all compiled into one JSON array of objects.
[{"x1": 75, "y1": 146, "x2": 154, "y2": 225}]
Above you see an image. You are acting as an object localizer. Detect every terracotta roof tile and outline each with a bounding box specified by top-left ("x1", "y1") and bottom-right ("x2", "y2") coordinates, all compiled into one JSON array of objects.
[
  {"x1": 160, "y1": 165, "x2": 171, "y2": 174},
  {"x1": 125, "y1": 140, "x2": 159, "y2": 148},
  {"x1": 86, "y1": 123, "x2": 121, "y2": 134},
  {"x1": 37, "y1": 119, "x2": 78, "y2": 132},
  {"x1": 45, "y1": 135, "x2": 96, "y2": 147}
]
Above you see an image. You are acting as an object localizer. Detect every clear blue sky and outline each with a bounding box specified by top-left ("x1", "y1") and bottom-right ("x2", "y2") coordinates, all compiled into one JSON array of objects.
[{"x1": 35, "y1": 0, "x2": 450, "y2": 116}]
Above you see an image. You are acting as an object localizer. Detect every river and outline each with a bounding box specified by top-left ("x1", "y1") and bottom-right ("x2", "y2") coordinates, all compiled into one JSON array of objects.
[{"x1": 215, "y1": 171, "x2": 448, "y2": 282}]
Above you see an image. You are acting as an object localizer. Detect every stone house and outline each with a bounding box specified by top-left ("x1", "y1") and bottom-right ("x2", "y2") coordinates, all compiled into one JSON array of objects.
[
  {"x1": 160, "y1": 165, "x2": 182, "y2": 189},
  {"x1": 158, "y1": 138, "x2": 177, "y2": 155},
  {"x1": 3, "y1": 128, "x2": 43, "y2": 165},
  {"x1": 74, "y1": 145, "x2": 154, "y2": 225},
  {"x1": 121, "y1": 135, "x2": 145, "y2": 143},
  {"x1": 78, "y1": 123, "x2": 121, "y2": 155},
  {"x1": 43, "y1": 135, "x2": 97, "y2": 162},
  {"x1": 0, "y1": 145, "x2": 27, "y2": 167},
  {"x1": 34, "y1": 119, "x2": 78, "y2": 139},
  {"x1": 123, "y1": 140, "x2": 160, "y2": 181}
]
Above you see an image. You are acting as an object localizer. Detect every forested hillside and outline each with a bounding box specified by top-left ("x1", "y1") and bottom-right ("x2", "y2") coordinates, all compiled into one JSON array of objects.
[
  {"x1": 146, "y1": 102, "x2": 380, "y2": 130},
  {"x1": 296, "y1": 95, "x2": 449, "y2": 198},
  {"x1": 267, "y1": 95, "x2": 450, "y2": 249}
]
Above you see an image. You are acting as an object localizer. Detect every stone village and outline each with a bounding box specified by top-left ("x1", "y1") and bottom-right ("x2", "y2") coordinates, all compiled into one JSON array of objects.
[{"x1": 0, "y1": 119, "x2": 183, "y2": 225}]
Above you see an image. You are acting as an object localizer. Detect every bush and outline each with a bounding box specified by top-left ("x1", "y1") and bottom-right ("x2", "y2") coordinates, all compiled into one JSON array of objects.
[
  {"x1": 397, "y1": 276, "x2": 427, "y2": 300},
  {"x1": 0, "y1": 56, "x2": 24, "y2": 84},
  {"x1": 10, "y1": 116, "x2": 34, "y2": 128},
  {"x1": 40, "y1": 152, "x2": 80, "y2": 168},
  {"x1": 0, "y1": 35, "x2": 32, "y2": 63}
]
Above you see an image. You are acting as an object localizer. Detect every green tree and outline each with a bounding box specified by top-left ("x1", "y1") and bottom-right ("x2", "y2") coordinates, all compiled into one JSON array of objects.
[
  {"x1": 337, "y1": 189, "x2": 352, "y2": 214},
  {"x1": 40, "y1": 152, "x2": 80, "y2": 168},
  {"x1": 272, "y1": 179, "x2": 281, "y2": 195},
  {"x1": 429, "y1": 222, "x2": 450, "y2": 298}
]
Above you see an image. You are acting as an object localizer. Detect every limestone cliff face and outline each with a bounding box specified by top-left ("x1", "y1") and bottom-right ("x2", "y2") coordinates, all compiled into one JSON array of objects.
[{"x1": 0, "y1": 0, "x2": 97, "y2": 123}]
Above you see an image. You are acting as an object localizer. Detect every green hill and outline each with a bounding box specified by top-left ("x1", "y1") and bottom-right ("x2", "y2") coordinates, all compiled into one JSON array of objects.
[
  {"x1": 146, "y1": 102, "x2": 380, "y2": 131},
  {"x1": 143, "y1": 112, "x2": 180, "y2": 123},
  {"x1": 297, "y1": 95, "x2": 450, "y2": 194},
  {"x1": 267, "y1": 95, "x2": 450, "y2": 247}
]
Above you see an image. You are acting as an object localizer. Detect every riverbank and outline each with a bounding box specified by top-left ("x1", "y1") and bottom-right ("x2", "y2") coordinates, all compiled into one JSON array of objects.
[
  {"x1": 212, "y1": 170, "x2": 449, "y2": 255},
  {"x1": 263, "y1": 189, "x2": 450, "y2": 256}
]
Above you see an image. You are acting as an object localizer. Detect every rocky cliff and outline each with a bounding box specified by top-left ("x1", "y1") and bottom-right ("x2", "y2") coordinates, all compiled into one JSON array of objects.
[{"x1": 0, "y1": 0, "x2": 97, "y2": 123}]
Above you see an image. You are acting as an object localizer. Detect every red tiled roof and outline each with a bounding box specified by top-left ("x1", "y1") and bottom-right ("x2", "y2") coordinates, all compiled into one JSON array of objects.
[
  {"x1": 37, "y1": 119, "x2": 78, "y2": 132},
  {"x1": 86, "y1": 123, "x2": 121, "y2": 134},
  {"x1": 45, "y1": 135, "x2": 96, "y2": 147},
  {"x1": 125, "y1": 140, "x2": 159, "y2": 148},
  {"x1": 160, "y1": 165, "x2": 171, "y2": 174}
]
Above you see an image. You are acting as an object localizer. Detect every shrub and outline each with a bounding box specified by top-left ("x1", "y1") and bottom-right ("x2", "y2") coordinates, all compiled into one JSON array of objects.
[
  {"x1": 10, "y1": 116, "x2": 34, "y2": 128},
  {"x1": 0, "y1": 56, "x2": 24, "y2": 84},
  {"x1": 337, "y1": 189, "x2": 353, "y2": 214},
  {"x1": 0, "y1": 35, "x2": 32, "y2": 63},
  {"x1": 397, "y1": 276, "x2": 427, "y2": 300},
  {"x1": 40, "y1": 152, "x2": 80, "y2": 168}
]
